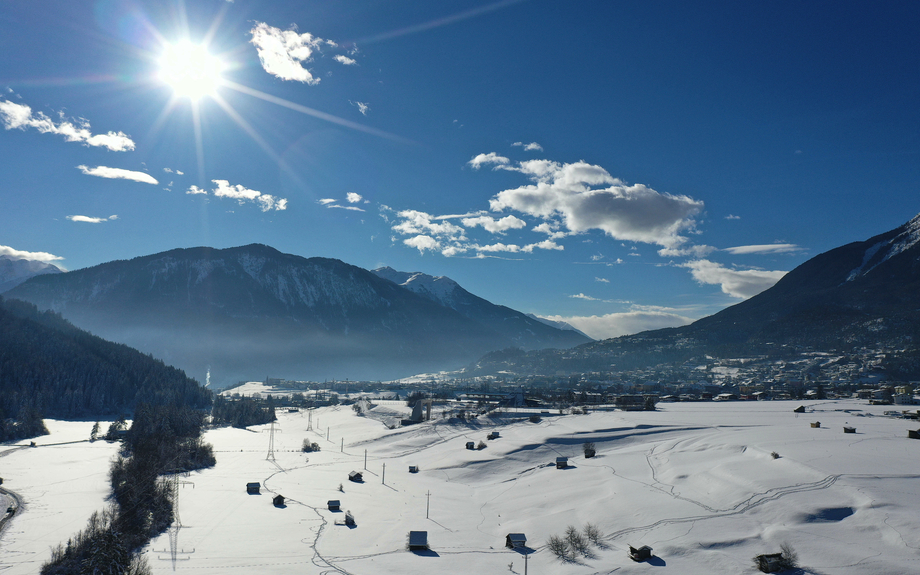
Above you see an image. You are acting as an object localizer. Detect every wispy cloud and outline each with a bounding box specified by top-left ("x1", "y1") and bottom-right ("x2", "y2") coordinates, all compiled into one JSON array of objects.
[
  {"x1": 350, "y1": 100, "x2": 369, "y2": 115},
  {"x1": 570, "y1": 293, "x2": 602, "y2": 301},
  {"x1": 250, "y1": 22, "x2": 324, "y2": 84},
  {"x1": 335, "y1": 55, "x2": 357, "y2": 65},
  {"x1": 468, "y1": 152, "x2": 510, "y2": 170},
  {"x1": 541, "y1": 307, "x2": 695, "y2": 340},
  {"x1": 77, "y1": 165, "x2": 158, "y2": 184},
  {"x1": 0, "y1": 245, "x2": 63, "y2": 262},
  {"x1": 723, "y1": 243, "x2": 803, "y2": 255},
  {"x1": 0, "y1": 99, "x2": 135, "y2": 151},
  {"x1": 680, "y1": 259, "x2": 786, "y2": 298},
  {"x1": 512, "y1": 141, "x2": 543, "y2": 151},
  {"x1": 187, "y1": 180, "x2": 287, "y2": 211},
  {"x1": 595, "y1": 277, "x2": 609, "y2": 283},
  {"x1": 163, "y1": 167, "x2": 184, "y2": 175},
  {"x1": 317, "y1": 194, "x2": 365, "y2": 212},
  {"x1": 725, "y1": 214, "x2": 741, "y2": 220},
  {"x1": 67, "y1": 214, "x2": 118, "y2": 223}
]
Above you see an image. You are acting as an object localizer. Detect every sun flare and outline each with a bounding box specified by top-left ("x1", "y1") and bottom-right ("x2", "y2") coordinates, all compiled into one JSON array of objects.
[{"x1": 159, "y1": 41, "x2": 224, "y2": 100}]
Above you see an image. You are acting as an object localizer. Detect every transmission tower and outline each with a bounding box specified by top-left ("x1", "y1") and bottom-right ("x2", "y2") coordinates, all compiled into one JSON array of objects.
[
  {"x1": 306, "y1": 408, "x2": 313, "y2": 431},
  {"x1": 266, "y1": 420, "x2": 278, "y2": 461}
]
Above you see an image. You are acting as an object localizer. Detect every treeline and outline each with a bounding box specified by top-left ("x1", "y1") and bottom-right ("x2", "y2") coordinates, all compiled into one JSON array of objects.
[
  {"x1": 0, "y1": 297, "x2": 211, "y2": 429},
  {"x1": 42, "y1": 403, "x2": 215, "y2": 574},
  {"x1": 211, "y1": 394, "x2": 276, "y2": 428}
]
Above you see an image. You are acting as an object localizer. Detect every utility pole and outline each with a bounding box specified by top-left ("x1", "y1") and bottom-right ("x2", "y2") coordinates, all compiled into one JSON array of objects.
[
  {"x1": 341, "y1": 438, "x2": 343, "y2": 452},
  {"x1": 426, "y1": 490, "x2": 430, "y2": 519},
  {"x1": 525, "y1": 551, "x2": 528, "y2": 575},
  {"x1": 364, "y1": 449, "x2": 367, "y2": 470},
  {"x1": 382, "y1": 463, "x2": 386, "y2": 484}
]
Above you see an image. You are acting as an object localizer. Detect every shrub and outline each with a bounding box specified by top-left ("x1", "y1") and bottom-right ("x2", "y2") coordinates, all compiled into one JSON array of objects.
[
  {"x1": 583, "y1": 442, "x2": 596, "y2": 457},
  {"x1": 477, "y1": 440, "x2": 487, "y2": 450},
  {"x1": 771, "y1": 451, "x2": 780, "y2": 459},
  {"x1": 302, "y1": 440, "x2": 321, "y2": 453},
  {"x1": 779, "y1": 542, "x2": 798, "y2": 569}
]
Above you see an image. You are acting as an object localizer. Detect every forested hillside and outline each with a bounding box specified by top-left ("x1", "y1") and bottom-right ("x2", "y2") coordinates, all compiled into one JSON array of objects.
[{"x1": 0, "y1": 297, "x2": 211, "y2": 440}]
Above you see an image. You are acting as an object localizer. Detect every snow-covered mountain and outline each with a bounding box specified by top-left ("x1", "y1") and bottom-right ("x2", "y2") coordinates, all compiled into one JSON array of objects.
[
  {"x1": 524, "y1": 313, "x2": 591, "y2": 339},
  {"x1": 0, "y1": 256, "x2": 62, "y2": 294},
  {"x1": 372, "y1": 267, "x2": 591, "y2": 350},
  {"x1": 6, "y1": 245, "x2": 586, "y2": 384}
]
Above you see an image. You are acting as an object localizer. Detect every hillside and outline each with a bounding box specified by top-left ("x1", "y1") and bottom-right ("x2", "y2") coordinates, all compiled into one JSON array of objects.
[
  {"x1": 0, "y1": 297, "x2": 211, "y2": 432},
  {"x1": 6, "y1": 245, "x2": 586, "y2": 384},
  {"x1": 470, "y1": 212, "x2": 920, "y2": 377}
]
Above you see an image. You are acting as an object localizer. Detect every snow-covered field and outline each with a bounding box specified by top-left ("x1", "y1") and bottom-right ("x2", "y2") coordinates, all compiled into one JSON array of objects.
[{"x1": 3, "y1": 400, "x2": 920, "y2": 574}]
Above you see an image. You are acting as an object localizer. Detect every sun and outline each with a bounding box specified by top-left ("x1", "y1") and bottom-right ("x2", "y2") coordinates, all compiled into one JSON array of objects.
[{"x1": 159, "y1": 41, "x2": 224, "y2": 100}]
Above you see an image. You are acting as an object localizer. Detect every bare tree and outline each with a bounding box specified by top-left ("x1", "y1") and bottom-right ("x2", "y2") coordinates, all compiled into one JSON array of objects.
[
  {"x1": 565, "y1": 524, "x2": 589, "y2": 556},
  {"x1": 582, "y1": 522, "x2": 603, "y2": 545},
  {"x1": 547, "y1": 534, "x2": 568, "y2": 560}
]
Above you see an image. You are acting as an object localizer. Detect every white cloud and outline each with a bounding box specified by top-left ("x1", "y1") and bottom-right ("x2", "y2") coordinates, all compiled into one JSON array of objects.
[
  {"x1": 0, "y1": 245, "x2": 63, "y2": 262},
  {"x1": 725, "y1": 214, "x2": 741, "y2": 220},
  {"x1": 250, "y1": 22, "x2": 323, "y2": 84},
  {"x1": 512, "y1": 141, "x2": 543, "y2": 152},
  {"x1": 351, "y1": 101, "x2": 369, "y2": 115},
  {"x1": 328, "y1": 204, "x2": 365, "y2": 212},
  {"x1": 67, "y1": 214, "x2": 117, "y2": 223},
  {"x1": 186, "y1": 185, "x2": 207, "y2": 195},
  {"x1": 393, "y1": 210, "x2": 466, "y2": 240},
  {"x1": 404, "y1": 235, "x2": 440, "y2": 253},
  {"x1": 335, "y1": 55, "x2": 357, "y2": 65},
  {"x1": 488, "y1": 159, "x2": 703, "y2": 248},
  {"x1": 723, "y1": 243, "x2": 803, "y2": 255},
  {"x1": 595, "y1": 277, "x2": 609, "y2": 283},
  {"x1": 317, "y1": 198, "x2": 337, "y2": 205},
  {"x1": 570, "y1": 293, "x2": 601, "y2": 301},
  {"x1": 658, "y1": 244, "x2": 717, "y2": 257},
  {"x1": 468, "y1": 152, "x2": 510, "y2": 170},
  {"x1": 211, "y1": 179, "x2": 288, "y2": 211},
  {"x1": 541, "y1": 309, "x2": 695, "y2": 340},
  {"x1": 461, "y1": 214, "x2": 526, "y2": 234},
  {"x1": 346, "y1": 192, "x2": 363, "y2": 203},
  {"x1": 0, "y1": 99, "x2": 135, "y2": 151},
  {"x1": 680, "y1": 259, "x2": 786, "y2": 298},
  {"x1": 77, "y1": 165, "x2": 158, "y2": 184}
]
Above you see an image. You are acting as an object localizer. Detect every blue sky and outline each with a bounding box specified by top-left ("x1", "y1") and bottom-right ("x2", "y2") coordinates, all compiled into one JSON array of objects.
[{"x1": 1, "y1": 0, "x2": 918, "y2": 339}]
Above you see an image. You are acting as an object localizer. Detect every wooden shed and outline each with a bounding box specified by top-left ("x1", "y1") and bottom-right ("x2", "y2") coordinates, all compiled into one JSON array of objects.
[
  {"x1": 348, "y1": 470, "x2": 363, "y2": 482},
  {"x1": 843, "y1": 426, "x2": 856, "y2": 433},
  {"x1": 793, "y1": 405, "x2": 806, "y2": 413},
  {"x1": 466, "y1": 441, "x2": 475, "y2": 450},
  {"x1": 556, "y1": 456, "x2": 568, "y2": 469},
  {"x1": 408, "y1": 465, "x2": 419, "y2": 473},
  {"x1": 810, "y1": 421, "x2": 821, "y2": 428},
  {"x1": 273, "y1": 494, "x2": 285, "y2": 507},
  {"x1": 246, "y1": 482, "x2": 261, "y2": 494},
  {"x1": 328, "y1": 500, "x2": 341, "y2": 511},
  {"x1": 754, "y1": 552, "x2": 784, "y2": 572},
  {"x1": 908, "y1": 429, "x2": 920, "y2": 439},
  {"x1": 408, "y1": 531, "x2": 429, "y2": 550},
  {"x1": 505, "y1": 533, "x2": 527, "y2": 548},
  {"x1": 629, "y1": 545, "x2": 653, "y2": 561},
  {"x1": 487, "y1": 431, "x2": 500, "y2": 440}
]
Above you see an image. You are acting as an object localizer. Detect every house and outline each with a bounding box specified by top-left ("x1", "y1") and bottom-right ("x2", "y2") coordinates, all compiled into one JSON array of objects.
[
  {"x1": 408, "y1": 531, "x2": 429, "y2": 551},
  {"x1": 487, "y1": 431, "x2": 500, "y2": 440},
  {"x1": 556, "y1": 456, "x2": 568, "y2": 469},
  {"x1": 810, "y1": 421, "x2": 821, "y2": 428},
  {"x1": 844, "y1": 426, "x2": 856, "y2": 433},
  {"x1": 505, "y1": 533, "x2": 527, "y2": 548},
  {"x1": 273, "y1": 494, "x2": 285, "y2": 506},
  {"x1": 793, "y1": 405, "x2": 806, "y2": 413},
  {"x1": 908, "y1": 429, "x2": 920, "y2": 439},
  {"x1": 348, "y1": 471, "x2": 363, "y2": 482},
  {"x1": 754, "y1": 553, "x2": 784, "y2": 572},
  {"x1": 246, "y1": 482, "x2": 261, "y2": 494},
  {"x1": 328, "y1": 500, "x2": 341, "y2": 511},
  {"x1": 409, "y1": 465, "x2": 419, "y2": 473},
  {"x1": 466, "y1": 441, "x2": 475, "y2": 450},
  {"x1": 629, "y1": 545, "x2": 653, "y2": 561}
]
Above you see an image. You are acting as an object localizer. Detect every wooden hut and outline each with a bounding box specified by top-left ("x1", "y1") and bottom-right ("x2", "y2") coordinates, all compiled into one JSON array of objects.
[
  {"x1": 754, "y1": 552, "x2": 784, "y2": 572},
  {"x1": 556, "y1": 456, "x2": 568, "y2": 469},
  {"x1": 843, "y1": 426, "x2": 856, "y2": 433},
  {"x1": 810, "y1": 421, "x2": 821, "y2": 428},
  {"x1": 348, "y1": 470, "x2": 363, "y2": 482},
  {"x1": 408, "y1": 465, "x2": 419, "y2": 473},
  {"x1": 273, "y1": 494, "x2": 285, "y2": 507},
  {"x1": 246, "y1": 482, "x2": 261, "y2": 494},
  {"x1": 408, "y1": 531, "x2": 429, "y2": 550},
  {"x1": 466, "y1": 441, "x2": 475, "y2": 450},
  {"x1": 793, "y1": 405, "x2": 806, "y2": 413},
  {"x1": 328, "y1": 500, "x2": 341, "y2": 511},
  {"x1": 629, "y1": 545, "x2": 653, "y2": 562},
  {"x1": 488, "y1": 431, "x2": 500, "y2": 440},
  {"x1": 505, "y1": 533, "x2": 527, "y2": 548},
  {"x1": 908, "y1": 429, "x2": 920, "y2": 439}
]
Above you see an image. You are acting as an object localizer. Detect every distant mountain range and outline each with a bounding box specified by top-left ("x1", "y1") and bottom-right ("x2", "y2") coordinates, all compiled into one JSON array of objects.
[
  {"x1": 0, "y1": 255, "x2": 62, "y2": 293},
  {"x1": 6, "y1": 245, "x2": 590, "y2": 384},
  {"x1": 470, "y1": 212, "x2": 920, "y2": 378}
]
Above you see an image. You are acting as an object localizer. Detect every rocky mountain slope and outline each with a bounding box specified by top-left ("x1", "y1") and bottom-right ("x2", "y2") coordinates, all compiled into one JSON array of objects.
[
  {"x1": 0, "y1": 256, "x2": 61, "y2": 293},
  {"x1": 470, "y1": 212, "x2": 920, "y2": 378},
  {"x1": 6, "y1": 245, "x2": 587, "y2": 384}
]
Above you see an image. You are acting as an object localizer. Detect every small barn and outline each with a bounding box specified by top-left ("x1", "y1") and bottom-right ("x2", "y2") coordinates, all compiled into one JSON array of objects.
[
  {"x1": 844, "y1": 426, "x2": 856, "y2": 433},
  {"x1": 629, "y1": 545, "x2": 653, "y2": 562},
  {"x1": 506, "y1": 533, "x2": 527, "y2": 548},
  {"x1": 754, "y1": 552, "x2": 784, "y2": 573},
  {"x1": 409, "y1": 465, "x2": 419, "y2": 473},
  {"x1": 487, "y1": 431, "x2": 500, "y2": 440},
  {"x1": 246, "y1": 482, "x2": 261, "y2": 494},
  {"x1": 348, "y1": 471, "x2": 363, "y2": 482},
  {"x1": 556, "y1": 456, "x2": 568, "y2": 469},
  {"x1": 811, "y1": 421, "x2": 821, "y2": 428},
  {"x1": 408, "y1": 531, "x2": 429, "y2": 551},
  {"x1": 273, "y1": 494, "x2": 285, "y2": 507},
  {"x1": 793, "y1": 405, "x2": 806, "y2": 413},
  {"x1": 328, "y1": 500, "x2": 341, "y2": 511},
  {"x1": 908, "y1": 429, "x2": 920, "y2": 439},
  {"x1": 466, "y1": 441, "x2": 475, "y2": 450}
]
